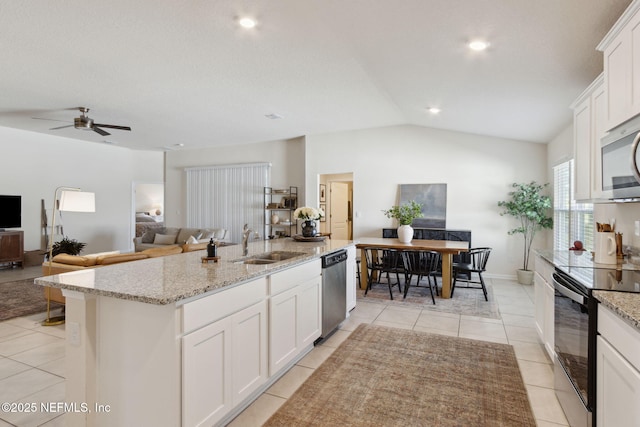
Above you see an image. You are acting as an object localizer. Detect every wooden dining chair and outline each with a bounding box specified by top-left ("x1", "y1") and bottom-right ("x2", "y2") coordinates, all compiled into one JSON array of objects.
[
  {"x1": 451, "y1": 247, "x2": 491, "y2": 301},
  {"x1": 402, "y1": 251, "x2": 439, "y2": 304},
  {"x1": 363, "y1": 247, "x2": 404, "y2": 300}
]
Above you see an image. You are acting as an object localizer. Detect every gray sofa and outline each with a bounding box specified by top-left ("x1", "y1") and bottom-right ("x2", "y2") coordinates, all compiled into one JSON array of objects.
[{"x1": 134, "y1": 226, "x2": 227, "y2": 252}]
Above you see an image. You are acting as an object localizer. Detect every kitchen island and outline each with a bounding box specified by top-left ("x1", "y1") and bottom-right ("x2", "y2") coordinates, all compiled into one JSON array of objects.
[{"x1": 35, "y1": 238, "x2": 355, "y2": 427}]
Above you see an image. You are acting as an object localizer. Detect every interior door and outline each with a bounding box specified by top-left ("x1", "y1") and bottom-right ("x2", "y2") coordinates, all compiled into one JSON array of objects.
[{"x1": 330, "y1": 182, "x2": 349, "y2": 240}]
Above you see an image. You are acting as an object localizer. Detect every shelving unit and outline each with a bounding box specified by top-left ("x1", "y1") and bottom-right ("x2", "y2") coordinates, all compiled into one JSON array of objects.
[{"x1": 264, "y1": 186, "x2": 298, "y2": 238}]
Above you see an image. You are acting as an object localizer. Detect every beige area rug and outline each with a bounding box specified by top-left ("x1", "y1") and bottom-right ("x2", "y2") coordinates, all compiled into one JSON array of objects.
[
  {"x1": 361, "y1": 275, "x2": 501, "y2": 319},
  {"x1": 264, "y1": 324, "x2": 535, "y2": 427}
]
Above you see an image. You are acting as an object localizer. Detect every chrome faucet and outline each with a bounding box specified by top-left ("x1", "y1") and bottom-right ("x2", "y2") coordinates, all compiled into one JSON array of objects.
[{"x1": 242, "y1": 224, "x2": 260, "y2": 256}]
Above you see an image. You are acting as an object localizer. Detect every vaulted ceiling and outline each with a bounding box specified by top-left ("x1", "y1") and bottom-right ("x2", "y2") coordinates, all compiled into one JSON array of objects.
[{"x1": 0, "y1": 0, "x2": 631, "y2": 150}]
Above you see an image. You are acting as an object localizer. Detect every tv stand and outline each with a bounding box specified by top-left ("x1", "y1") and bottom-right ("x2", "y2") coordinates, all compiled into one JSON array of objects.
[{"x1": 0, "y1": 230, "x2": 24, "y2": 268}]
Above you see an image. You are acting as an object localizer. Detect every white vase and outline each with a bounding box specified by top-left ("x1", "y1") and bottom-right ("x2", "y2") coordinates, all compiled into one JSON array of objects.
[{"x1": 397, "y1": 225, "x2": 413, "y2": 243}]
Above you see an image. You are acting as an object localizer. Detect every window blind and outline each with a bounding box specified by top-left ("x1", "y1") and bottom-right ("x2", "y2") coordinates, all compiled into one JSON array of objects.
[
  {"x1": 553, "y1": 159, "x2": 594, "y2": 251},
  {"x1": 185, "y1": 163, "x2": 270, "y2": 243}
]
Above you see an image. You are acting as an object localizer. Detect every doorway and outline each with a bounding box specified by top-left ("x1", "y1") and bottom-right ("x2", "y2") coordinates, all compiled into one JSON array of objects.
[
  {"x1": 131, "y1": 182, "x2": 164, "y2": 250},
  {"x1": 318, "y1": 173, "x2": 353, "y2": 240}
]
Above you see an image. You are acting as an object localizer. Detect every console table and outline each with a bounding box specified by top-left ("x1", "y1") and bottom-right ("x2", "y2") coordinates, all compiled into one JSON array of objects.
[{"x1": 0, "y1": 230, "x2": 24, "y2": 268}]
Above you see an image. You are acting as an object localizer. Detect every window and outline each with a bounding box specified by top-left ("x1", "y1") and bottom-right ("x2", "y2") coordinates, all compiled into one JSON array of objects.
[
  {"x1": 553, "y1": 159, "x2": 594, "y2": 251},
  {"x1": 185, "y1": 163, "x2": 271, "y2": 243}
]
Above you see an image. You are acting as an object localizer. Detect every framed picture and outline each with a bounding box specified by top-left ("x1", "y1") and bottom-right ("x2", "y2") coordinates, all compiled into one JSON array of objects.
[
  {"x1": 319, "y1": 203, "x2": 326, "y2": 222},
  {"x1": 320, "y1": 184, "x2": 326, "y2": 202}
]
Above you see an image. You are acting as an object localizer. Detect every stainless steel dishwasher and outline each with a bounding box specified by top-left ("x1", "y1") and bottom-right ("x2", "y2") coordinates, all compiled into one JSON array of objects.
[{"x1": 320, "y1": 249, "x2": 348, "y2": 340}]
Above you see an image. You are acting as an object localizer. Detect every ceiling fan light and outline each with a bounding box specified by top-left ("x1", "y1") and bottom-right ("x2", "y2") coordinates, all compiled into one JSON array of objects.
[{"x1": 74, "y1": 117, "x2": 94, "y2": 130}]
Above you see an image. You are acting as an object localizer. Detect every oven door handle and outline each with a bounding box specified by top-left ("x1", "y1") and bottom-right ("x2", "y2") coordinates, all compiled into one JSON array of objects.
[{"x1": 553, "y1": 277, "x2": 587, "y2": 304}]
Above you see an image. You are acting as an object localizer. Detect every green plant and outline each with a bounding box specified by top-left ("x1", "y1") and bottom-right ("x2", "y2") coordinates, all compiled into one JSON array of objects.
[
  {"x1": 382, "y1": 200, "x2": 424, "y2": 226},
  {"x1": 498, "y1": 182, "x2": 553, "y2": 271},
  {"x1": 50, "y1": 236, "x2": 86, "y2": 259}
]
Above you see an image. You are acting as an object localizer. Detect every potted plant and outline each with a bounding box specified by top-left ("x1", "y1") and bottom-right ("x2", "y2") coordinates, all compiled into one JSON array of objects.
[
  {"x1": 49, "y1": 236, "x2": 87, "y2": 259},
  {"x1": 498, "y1": 182, "x2": 553, "y2": 285},
  {"x1": 382, "y1": 200, "x2": 423, "y2": 243}
]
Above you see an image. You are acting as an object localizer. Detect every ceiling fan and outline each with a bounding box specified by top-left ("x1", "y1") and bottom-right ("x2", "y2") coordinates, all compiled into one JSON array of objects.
[{"x1": 47, "y1": 107, "x2": 131, "y2": 136}]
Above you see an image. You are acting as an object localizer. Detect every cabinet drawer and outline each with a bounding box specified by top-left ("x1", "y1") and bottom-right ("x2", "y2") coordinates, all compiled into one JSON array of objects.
[
  {"x1": 182, "y1": 277, "x2": 267, "y2": 334},
  {"x1": 598, "y1": 305, "x2": 640, "y2": 370},
  {"x1": 270, "y1": 259, "x2": 321, "y2": 295}
]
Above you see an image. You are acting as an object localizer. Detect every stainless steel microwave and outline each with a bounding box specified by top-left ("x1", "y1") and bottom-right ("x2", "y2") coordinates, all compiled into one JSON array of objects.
[{"x1": 601, "y1": 114, "x2": 640, "y2": 201}]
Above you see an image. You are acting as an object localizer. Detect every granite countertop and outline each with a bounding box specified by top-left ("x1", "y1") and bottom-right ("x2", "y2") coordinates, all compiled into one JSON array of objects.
[
  {"x1": 594, "y1": 291, "x2": 640, "y2": 331},
  {"x1": 35, "y1": 238, "x2": 354, "y2": 305}
]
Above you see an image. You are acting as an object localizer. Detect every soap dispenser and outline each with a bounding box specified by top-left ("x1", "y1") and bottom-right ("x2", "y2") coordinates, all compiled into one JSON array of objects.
[{"x1": 207, "y1": 238, "x2": 217, "y2": 258}]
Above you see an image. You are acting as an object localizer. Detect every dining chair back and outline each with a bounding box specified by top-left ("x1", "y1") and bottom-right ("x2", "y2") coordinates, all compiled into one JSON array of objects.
[
  {"x1": 363, "y1": 247, "x2": 403, "y2": 300},
  {"x1": 451, "y1": 247, "x2": 491, "y2": 300},
  {"x1": 402, "y1": 250, "x2": 440, "y2": 304}
]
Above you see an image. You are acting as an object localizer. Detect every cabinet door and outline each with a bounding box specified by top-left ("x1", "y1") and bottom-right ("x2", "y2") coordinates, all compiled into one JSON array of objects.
[
  {"x1": 573, "y1": 96, "x2": 592, "y2": 201},
  {"x1": 183, "y1": 317, "x2": 232, "y2": 427},
  {"x1": 297, "y1": 276, "x2": 322, "y2": 348},
  {"x1": 591, "y1": 83, "x2": 606, "y2": 199},
  {"x1": 534, "y1": 272, "x2": 545, "y2": 342},
  {"x1": 597, "y1": 336, "x2": 640, "y2": 427},
  {"x1": 543, "y1": 279, "x2": 555, "y2": 359},
  {"x1": 346, "y1": 246, "x2": 357, "y2": 311},
  {"x1": 604, "y1": 31, "x2": 632, "y2": 130},
  {"x1": 631, "y1": 11, "x2": 640, "y2": 119},
  {"x1": 231, "y1": 301, "x2": 268, "y2": 406},
  {"x1": 269, "y1": 286, "x2": 299, "y2": 375}
]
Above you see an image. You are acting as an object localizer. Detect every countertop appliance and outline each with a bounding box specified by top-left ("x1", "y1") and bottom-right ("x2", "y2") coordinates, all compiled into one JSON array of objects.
[
  {"x1": 319, "y1": 249, "x2": 348, "y2": 340},
  {"x1": 553, "y1": 258, "x2": 640, "y2": 427},
  {"x1": 601, "y1": 113, "x2": 640, "y2": 201}
]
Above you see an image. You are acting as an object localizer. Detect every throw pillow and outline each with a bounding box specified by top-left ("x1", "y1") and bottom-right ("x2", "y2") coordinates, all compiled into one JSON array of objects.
[
  {"x1": 185, "y1": 235, "x2": 199, "y2": 244},
  {"x1": 153, "y1": 233, "x2": 177, "y2": 245}
]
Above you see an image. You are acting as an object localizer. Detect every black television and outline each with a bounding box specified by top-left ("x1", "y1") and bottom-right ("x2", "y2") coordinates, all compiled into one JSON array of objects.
[{"x1": 0, "y1": 195, "x2": 21, "y2": 230}]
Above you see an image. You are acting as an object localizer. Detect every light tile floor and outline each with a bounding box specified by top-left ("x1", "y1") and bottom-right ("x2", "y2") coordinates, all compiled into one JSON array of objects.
[{"x1": 0, "y1": 267, "x2": 569, "y2": 426}]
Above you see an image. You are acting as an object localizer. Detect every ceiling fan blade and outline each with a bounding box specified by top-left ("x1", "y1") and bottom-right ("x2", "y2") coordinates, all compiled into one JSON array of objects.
[
  {"x1": 33, "y1": 117, "x2": 71, "y2": 123},
  {"x1": 93, "y1": 123, "x2": 131, "y2": 131},
  {"x1": 93, "y1": 127, "x2": 110, "y2": 136},
  {"x1": 49, "y1": 124, "x2": 74, "y2": 130}
]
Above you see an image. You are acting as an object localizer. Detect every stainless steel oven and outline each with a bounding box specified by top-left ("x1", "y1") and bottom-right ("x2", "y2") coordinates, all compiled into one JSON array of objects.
[{"x1": 553, "y1": 269, "x2": 597, "y2": 427}]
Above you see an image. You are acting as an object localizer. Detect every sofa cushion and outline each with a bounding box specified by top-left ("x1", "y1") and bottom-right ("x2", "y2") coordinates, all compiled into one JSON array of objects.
[
  {"x1": 182, "y1": 242, "x2": 208, "y2": 253},
  {"x1": 141, "y1": 245, "x2": 183, "y2": 258},
  {"x1": 141, "y1": 229, "x2": 162, "y2": 243},
  {"x1": 96, "y1": 253, "x2": 149, "y2": 265},
  {"x1": 85, "y1": 250, "x2": 120, "y2": 259},
  {"x1": 153, "y1": 233, "x2": 177, "y2": 245},
  {"x1": 50, "y1": 253, "x2": 98, "y2": 267},
  {"x1": 176, "y1": 228, "x2": 202, "y2": 244}
]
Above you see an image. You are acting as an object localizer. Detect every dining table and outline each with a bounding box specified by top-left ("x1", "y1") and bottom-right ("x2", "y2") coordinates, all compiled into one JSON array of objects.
[{"x1": 355, "y1": 237, "x2": 470, "y2": 299}]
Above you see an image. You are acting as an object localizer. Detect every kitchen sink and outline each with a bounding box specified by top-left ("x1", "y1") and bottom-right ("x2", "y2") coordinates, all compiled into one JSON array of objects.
[{"x1": 232, "y1": 251, "x2": 307, "y2": 265}]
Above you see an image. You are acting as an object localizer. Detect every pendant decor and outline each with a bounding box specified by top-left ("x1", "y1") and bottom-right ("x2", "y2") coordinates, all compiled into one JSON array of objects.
[
  {"x1": 397, "y1": 224, "x2": 414, "y2": 243},
  {"x1": 301, "y1": 220, "x2": 318, "y2": 237}
]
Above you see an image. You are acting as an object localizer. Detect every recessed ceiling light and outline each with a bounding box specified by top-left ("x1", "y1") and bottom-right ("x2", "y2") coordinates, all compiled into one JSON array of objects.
[
  {"x1": 265, "y1": 113, "x2": 283, "y2": 120},
  {"x1": 239, "y1": 17, "x2": 257, "y2": 29},
  {"x1": 427, "y1": 107, "x2": 441, "y2": 114},
  {"x1": 468, "y1": 40, "x2": 490, "y2": 51}
]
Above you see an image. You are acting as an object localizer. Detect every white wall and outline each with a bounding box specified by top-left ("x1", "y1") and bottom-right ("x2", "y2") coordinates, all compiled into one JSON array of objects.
[
  {"x1": 164, "y1": 137, "x2": 305, "y2": 228},
  {"x1": 305, "y1": 124, "x2": 549, "y2": 277},
  {"x1": 0, "y1": 126, "x2": 163, "y2": 254}
]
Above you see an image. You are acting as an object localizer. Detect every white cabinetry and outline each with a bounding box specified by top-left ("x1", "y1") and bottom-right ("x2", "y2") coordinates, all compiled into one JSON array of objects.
[
  {"x1": 269, "y1": 259, "x2": 322, "y2": 375},
  {"x1": 182, "y1": 278, "x2": 268, "y2": 427},
  {"x1": 534, "y1": 255, "x2": 555, "y2": 359},
  {"x1": 597, "y1": 1, "x2": 640, "y2": 131},
  {"x1": 597, "y1": 304, "x2": 640, "y2": 427},
  {"x1": 571, "y1": 74, "x2": 606, "y2": 201},
  {"x1": 346, "y1": 245, "x2": 357, "y2": 311}
]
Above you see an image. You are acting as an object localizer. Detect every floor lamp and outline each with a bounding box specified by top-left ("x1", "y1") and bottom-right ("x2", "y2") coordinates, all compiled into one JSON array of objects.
[{"x1": 43, "y1": 187, "x2": 96, "y2": 326}]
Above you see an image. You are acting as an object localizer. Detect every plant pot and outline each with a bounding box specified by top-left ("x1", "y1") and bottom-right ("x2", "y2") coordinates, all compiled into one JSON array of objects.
[
  {"x1": 516, "y1": 269, "x2": 534, "y2": 285},
  {"x1": 397, "y1": 225, "x2": 413, "y2": 243}
]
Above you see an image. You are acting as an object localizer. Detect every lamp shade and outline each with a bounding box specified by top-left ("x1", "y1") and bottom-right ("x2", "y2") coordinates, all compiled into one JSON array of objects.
[{"x1": 59, "y1": 190, "x2": 95, "y2": 213}]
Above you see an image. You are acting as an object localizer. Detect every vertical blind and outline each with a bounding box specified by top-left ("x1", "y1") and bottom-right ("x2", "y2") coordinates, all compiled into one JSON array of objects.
[
  {"x1": 553, "y1": 159, "x2": 594, "y2": 251},
  {"x1": 185, "y1": 163, "x2": 270, "y2": 243}
]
